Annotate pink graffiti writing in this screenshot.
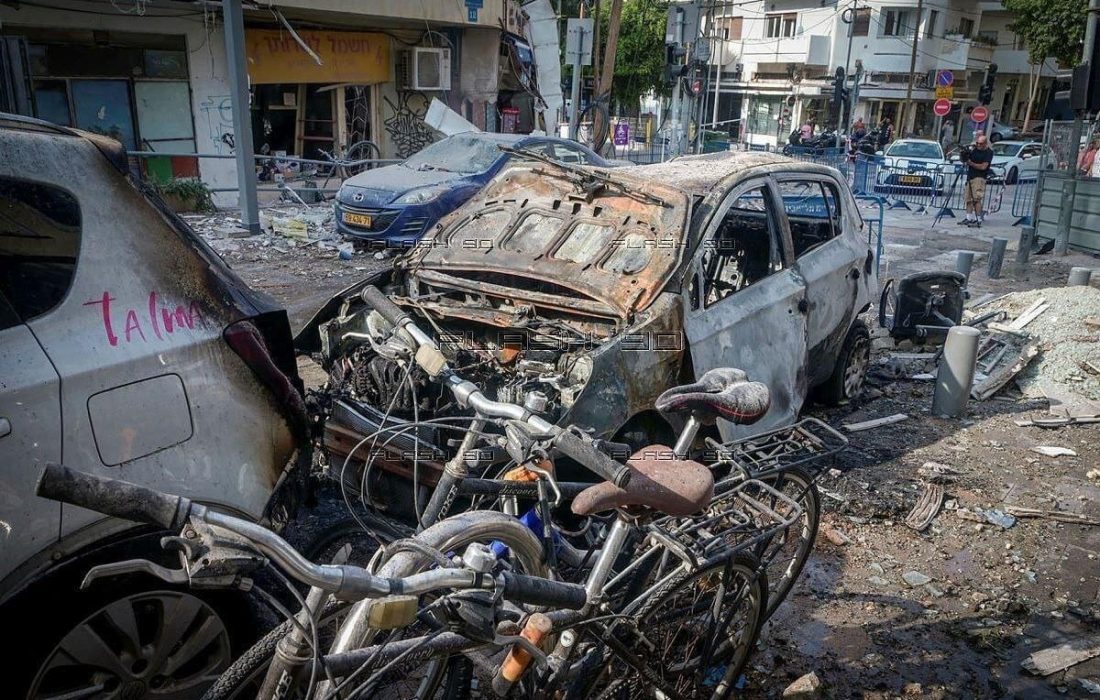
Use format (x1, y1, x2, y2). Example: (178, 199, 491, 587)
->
(83, 291, 207, 347)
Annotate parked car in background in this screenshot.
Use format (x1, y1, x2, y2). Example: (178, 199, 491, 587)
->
(987, 140, 1055, 184)
(958, 118, 1018, 144)
(0, 114, 306, 698)
(874, 139, 949, 194)
(299, 151, 877, 518)
(334, 132, 612, 247)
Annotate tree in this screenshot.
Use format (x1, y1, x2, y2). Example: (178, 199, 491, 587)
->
(1003, 0, 1087, 130)
(597, 0, 669, 111)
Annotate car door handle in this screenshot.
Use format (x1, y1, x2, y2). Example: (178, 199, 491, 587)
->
(0, 418, 10, 439)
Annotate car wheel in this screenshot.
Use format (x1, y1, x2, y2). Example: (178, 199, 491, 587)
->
(990, 132, 1003, 143)
(819, 320, 871, 406)
(1006, 166, 1018, 185)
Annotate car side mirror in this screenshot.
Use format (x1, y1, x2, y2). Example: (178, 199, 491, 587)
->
(875, 150, 884, 156)
(1021, 153, 1032, 159)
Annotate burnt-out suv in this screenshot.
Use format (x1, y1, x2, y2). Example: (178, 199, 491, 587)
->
(0, 115, 306, 698)
(298, 151, 876, 515)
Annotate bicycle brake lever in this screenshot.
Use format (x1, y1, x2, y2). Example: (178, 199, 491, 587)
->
(492, 632, 551, 672)
(81, 559, 190, 589)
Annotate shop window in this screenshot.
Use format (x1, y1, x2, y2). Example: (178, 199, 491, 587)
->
(32, 80, 72, 127)
(143, 50, 188, 79)
(71, 80, 137, 149)
(699, 186, 783, 307)
(778, 180, 841, 257)
(0, 177, 81, 323)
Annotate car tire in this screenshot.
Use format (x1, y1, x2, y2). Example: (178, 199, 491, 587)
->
(819, 320, 871, 406)
(9, 534, 268, 700)
(1006, 166, 1018, 185)
(990, 132, 1003, 143)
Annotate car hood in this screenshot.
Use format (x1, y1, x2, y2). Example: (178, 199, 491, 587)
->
(339, 165, 462, 206)
(401, 163, 691, 321)
(883, 156, 946, 169)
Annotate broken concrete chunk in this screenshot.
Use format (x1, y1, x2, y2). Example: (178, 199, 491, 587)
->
(868, 575, 891, 587)
(821, 524, 851, 546)
(782, 671, 822, 698)
(902, 570, 933, 587)
(842, 413, 908, 432)
(1021, 636, 1100, 676)
(983, 510, 1017, 529)
(1031, 446, 1078, 458)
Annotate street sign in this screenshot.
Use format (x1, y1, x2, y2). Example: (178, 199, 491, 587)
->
(935, 86, 954, 100)
(565, 18, 594, 66)
(936, 70, 954, 87)
(971, 105, 989, 123)
(613, 121, 630, 146)
(934, 99, 952, 117)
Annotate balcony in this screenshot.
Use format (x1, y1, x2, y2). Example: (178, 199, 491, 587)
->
(741, 34, 833, 69)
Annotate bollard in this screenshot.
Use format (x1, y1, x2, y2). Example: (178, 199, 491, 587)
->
(1016, 225, 1035, 265)
(955, 251, 975, 283)
(1068, 267, 1093, 286)
(932, 326, 981, 418)
(987, 238, 1008, 279)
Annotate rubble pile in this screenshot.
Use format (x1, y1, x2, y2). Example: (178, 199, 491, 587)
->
(982, 286, 1100, 401)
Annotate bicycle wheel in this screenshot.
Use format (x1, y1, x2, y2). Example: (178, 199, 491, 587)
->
(325, 510, 549, 700)
(590, 553, 767, 700)
(343, 140, 381, 177)
(753, 468, 821, 619)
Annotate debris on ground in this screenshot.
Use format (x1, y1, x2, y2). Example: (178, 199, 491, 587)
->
(781, 671, 822, 698)
(843, 413, 908, 432)
(1021, 636, 1100, 676)
(1006, 506, 1100, 526)
(904, 482, 945, 531)
(1031, 445, 1079, 458)
(982, 509, 1018, 529)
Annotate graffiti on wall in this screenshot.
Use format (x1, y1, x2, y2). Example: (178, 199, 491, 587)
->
(199, 95, 235, 154)
(384, 92, 434, 158)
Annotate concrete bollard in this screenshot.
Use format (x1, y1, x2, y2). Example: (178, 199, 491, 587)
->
(987, 238, 1008, 279)
(932, 326, 981, 418)
(1016, 226, 1035, 265)
(956, 251, 975, 283)
(1068, 267, 1093, 286)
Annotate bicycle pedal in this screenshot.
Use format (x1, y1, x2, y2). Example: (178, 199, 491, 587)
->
(368, 595, 419, 629)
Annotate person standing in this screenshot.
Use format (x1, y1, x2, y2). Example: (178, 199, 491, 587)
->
(940, 120, 955, 150)
(877, 117, 894, 150)
(1078, 139, 1099, 177)
(800, 118, 815, 143)
(958, 133, 993, 227)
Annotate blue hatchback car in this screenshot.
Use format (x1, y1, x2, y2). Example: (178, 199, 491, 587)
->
(334, 132, 610, 247)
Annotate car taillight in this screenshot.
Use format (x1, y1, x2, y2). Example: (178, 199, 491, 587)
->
(224, 320, 309, 442)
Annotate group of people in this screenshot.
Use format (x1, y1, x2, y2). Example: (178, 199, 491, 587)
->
(1077, 139, 1100, 179)
(848, 116, 895, 151)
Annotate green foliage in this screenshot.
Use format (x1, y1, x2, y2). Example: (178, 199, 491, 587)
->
(597, 0, 670, 109)
(155, 177, 215, 213)
(1003, 0, 1087, 68)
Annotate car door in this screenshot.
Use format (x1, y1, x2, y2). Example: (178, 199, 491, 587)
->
(774, 174, 869, 387)
(1018, 144, 1042, 176)
(681, 178, 808, 440)
(0, 180, 70, 584)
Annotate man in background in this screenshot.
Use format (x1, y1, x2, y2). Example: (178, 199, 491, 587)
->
(958, 132, 993, 227)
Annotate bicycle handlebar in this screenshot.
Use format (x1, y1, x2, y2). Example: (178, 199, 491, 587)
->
(358, 288, 633, 488)
(37, 463, 193, 531)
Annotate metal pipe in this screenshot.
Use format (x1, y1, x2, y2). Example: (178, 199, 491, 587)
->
(932, 326, 981, 417)
(1069, 267, 1093, 286)
(221, 0, 260, 234)
(987, 238, 1008, 279)
(583, 516, 632, 600)
(672, 415, 701, 459)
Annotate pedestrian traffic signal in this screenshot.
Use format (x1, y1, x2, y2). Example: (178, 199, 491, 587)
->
(978, 64, 997, 106)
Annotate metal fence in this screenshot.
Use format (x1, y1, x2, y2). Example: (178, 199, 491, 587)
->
(1011, 180, 1038, 225)
(1034, 170, 1100, 253)
(856, 195, 886, 275)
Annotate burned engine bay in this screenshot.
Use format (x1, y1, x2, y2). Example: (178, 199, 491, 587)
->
(316, 272, 624, 472)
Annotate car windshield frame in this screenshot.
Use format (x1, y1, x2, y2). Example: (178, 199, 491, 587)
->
(886, 141, 944, 160)
(402, 134, 508, 175)
(991, 143, 1024, 156)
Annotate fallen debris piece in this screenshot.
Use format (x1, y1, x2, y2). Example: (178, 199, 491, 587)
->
(983, 509, 1017, 529)
(955, 509, 986, 523)
(1080, 678, 1100, 695)
(1021, 636, 1100, 676)
(1005, 506, 1100, 526)
(917, 461, 962, 483)
(782, 671, 822, 698)
(902, 570, 933, 587)
(1031, 446, 1078, 458)
(1014, 415, 1100, 428)
(843, 414, 908, 432)
(821, 523, 851, 546)
(971, 334, 1041, 401)
(1009, 299, 1049, 330)
(905, 483, 946, 531)
(1088, 469, 1100, 480)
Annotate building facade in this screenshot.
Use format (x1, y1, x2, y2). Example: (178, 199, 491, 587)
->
(694, 0, 1057, 148)
(0, 0, 533, 203)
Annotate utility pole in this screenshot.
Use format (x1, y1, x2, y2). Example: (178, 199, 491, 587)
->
(590, 0, 624, 151)
(900, 0, 924, 136)
(1056, 0, 1099, 255)
(222, 0, 259, 234)
(837, 0, 859, 148)
(566, 16, 593, 140)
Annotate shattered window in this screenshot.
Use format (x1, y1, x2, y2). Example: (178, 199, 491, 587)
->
(504, 212, 563, 255)
(778, 179, 840, 257)
(604, 231, 652, 274)
(555, 221, 614, 263)
(0, 177, 81, 323)
(699, 185, 781, 307)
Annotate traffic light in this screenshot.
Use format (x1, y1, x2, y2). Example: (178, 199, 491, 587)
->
(978, 63, 997, 105)
(665, 44, 686, 88)
(832, 67, 848, 123)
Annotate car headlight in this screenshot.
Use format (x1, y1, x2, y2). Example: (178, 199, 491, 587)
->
(392, 184, 450, 205)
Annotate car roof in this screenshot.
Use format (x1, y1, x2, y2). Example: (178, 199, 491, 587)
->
(889, 139, 940, 146)
(993, 140, 1038, 146)
(626, 151, 789, 192)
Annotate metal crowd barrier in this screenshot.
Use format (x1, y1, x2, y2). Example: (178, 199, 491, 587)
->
(855, 195, 886, 276)
(1010, 179, 1038, 226)
(928, 164, 1006, 220)
(870, 162, 949, 213)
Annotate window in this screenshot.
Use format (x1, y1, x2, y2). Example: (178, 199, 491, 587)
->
(0, 177, 81, 323)
(976, 30, 998, 46)
(747, 96, 781, 134)
(765, 13, 797, 38)
(958, 17, 974, 38)
(852, 8, 871, 36)
(778, 180, 841, 257)
(697, 186, 783, 307)
(883, 9, 915, 37)
(926, 10, 939, 38)
(547, 142, 588, 164)
(1014, 34, 1027, 51)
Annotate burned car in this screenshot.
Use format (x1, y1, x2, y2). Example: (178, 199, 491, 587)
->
(298, 151, 876, 512)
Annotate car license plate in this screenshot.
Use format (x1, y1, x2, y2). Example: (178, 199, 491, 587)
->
(342, 212, 373, 227)
(899, 175, 923, 185)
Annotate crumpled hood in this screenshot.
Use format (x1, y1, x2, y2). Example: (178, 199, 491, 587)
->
(338, 165, 460, 206)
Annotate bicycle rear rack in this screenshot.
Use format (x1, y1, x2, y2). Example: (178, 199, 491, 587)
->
(703, 417, 848, 480)
(646, 479, 803, 570)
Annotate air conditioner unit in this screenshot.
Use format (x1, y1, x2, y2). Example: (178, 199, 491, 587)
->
(396, 47, 452, 91)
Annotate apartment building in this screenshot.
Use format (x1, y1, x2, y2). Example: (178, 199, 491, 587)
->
(0, 0, 531, 203)
(697, 0, 1054, 148)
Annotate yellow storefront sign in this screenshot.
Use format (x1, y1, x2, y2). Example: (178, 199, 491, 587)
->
(245, 29, 391, 85)
(935, 86, 954, 100)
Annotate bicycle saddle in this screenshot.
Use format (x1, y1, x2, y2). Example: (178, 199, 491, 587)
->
(655, 367, 771, 426)
(571, 445, 714, 518)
